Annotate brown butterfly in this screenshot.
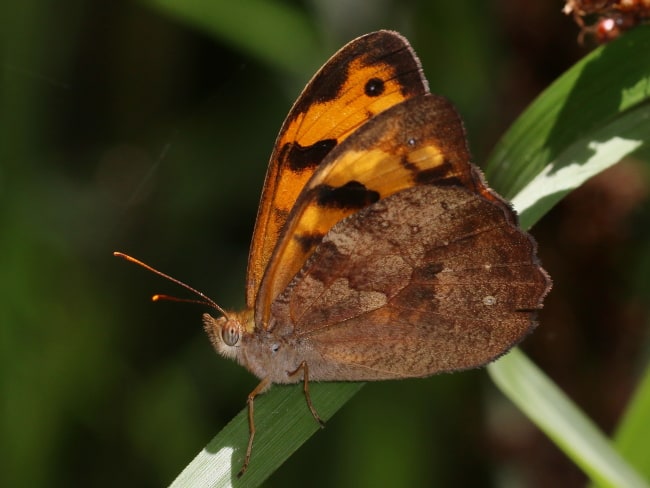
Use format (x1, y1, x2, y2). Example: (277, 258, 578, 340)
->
(116, 30, 551, 476)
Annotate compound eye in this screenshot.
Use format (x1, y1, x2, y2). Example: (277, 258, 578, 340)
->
(221, 323, 240, 346)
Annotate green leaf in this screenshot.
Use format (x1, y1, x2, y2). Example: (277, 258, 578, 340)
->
(488, 351, 649, 488)
(485, 25, 650, 204)
(510, 104, 646, 229)
(170, 383, 363, 487)
(143, 0, 324, 76)
(610, 362, 650, 484)
(170, 26, 650, 488)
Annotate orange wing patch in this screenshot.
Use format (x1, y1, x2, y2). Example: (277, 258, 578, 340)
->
(246, 31, 429, 307)
(256, 94, 501, 325)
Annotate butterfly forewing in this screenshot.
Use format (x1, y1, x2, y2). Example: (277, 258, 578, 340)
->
(247, 30, 429, 307)
(256, 94, 500, 325)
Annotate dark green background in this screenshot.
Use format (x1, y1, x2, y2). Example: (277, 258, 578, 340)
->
(3, 1, 649, 486)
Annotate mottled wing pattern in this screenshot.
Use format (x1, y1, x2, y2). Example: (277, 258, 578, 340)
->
(271, 185, 551, 380)
(246, 30, 428, 306)
(257, 94, 499, 324)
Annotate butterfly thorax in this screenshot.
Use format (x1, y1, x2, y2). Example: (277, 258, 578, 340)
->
(239, 329, 310, 384)
(203, 310, 306, 383)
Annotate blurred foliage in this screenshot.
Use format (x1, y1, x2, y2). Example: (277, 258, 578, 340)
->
(1, 1, 649, 487)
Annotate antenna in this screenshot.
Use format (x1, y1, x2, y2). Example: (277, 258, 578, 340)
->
(113, 251, 229, 319)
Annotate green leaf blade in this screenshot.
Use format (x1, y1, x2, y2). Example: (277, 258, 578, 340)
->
(486, 25, 650, 204)
(170, 383, 363, 487)
(144, 0, 323, 76)
(610, 363, 650, 485)
(488, 352, 649, 488)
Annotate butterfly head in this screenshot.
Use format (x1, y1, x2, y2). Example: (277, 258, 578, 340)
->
(202, 309, 254, 361)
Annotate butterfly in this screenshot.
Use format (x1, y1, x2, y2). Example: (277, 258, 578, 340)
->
(116, 30, 551, 476)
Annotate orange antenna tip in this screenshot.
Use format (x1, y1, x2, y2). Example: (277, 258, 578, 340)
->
(113, 251, 229, 319)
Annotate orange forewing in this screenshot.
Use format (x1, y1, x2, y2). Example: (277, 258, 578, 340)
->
(246, 31, 428, 307)
(256, 94, 502, 324)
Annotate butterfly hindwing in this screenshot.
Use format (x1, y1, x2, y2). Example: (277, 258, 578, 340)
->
(269, 184, 549, 380)
(246, 30, 429, 307)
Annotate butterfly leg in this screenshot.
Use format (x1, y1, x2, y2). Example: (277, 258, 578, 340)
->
(238, 376, 271, 477)
(289, 361, 325, 428)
